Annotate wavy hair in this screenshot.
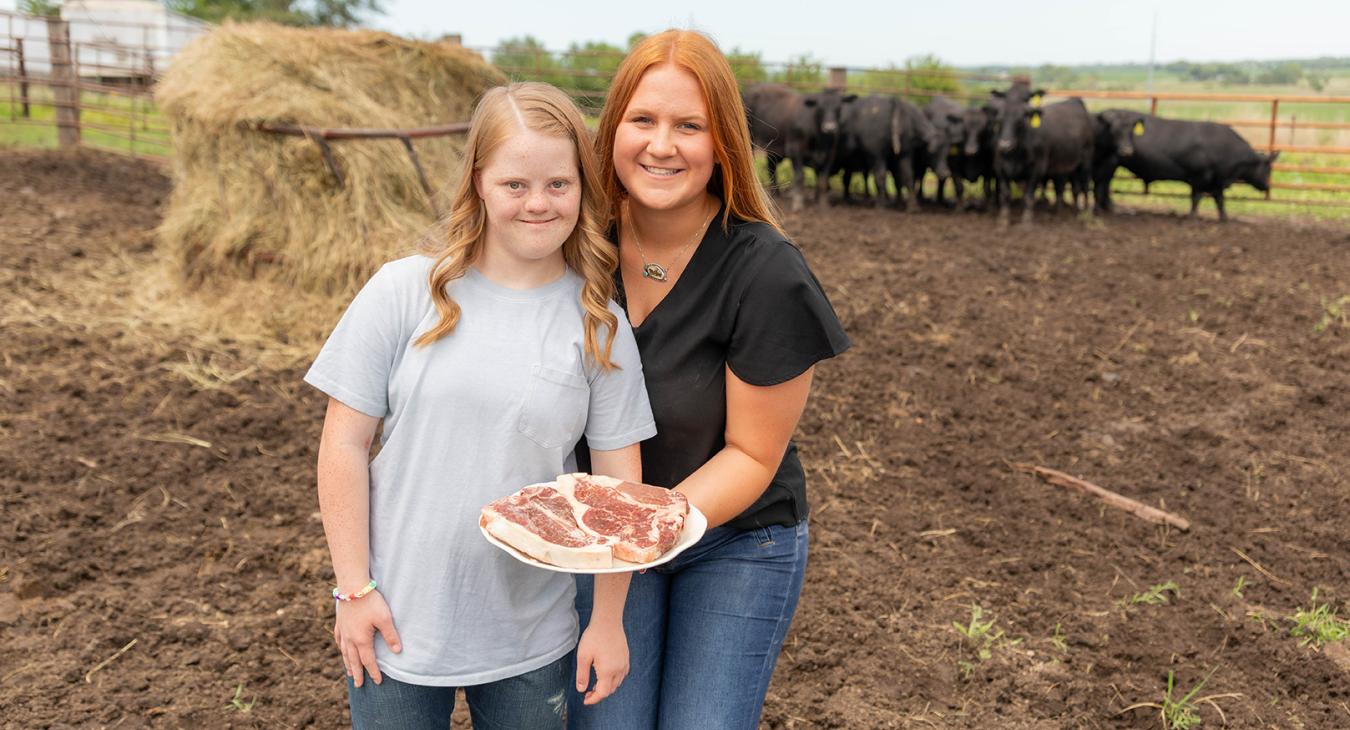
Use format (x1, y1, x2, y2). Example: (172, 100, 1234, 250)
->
(415, 82, 619, 369)
(595, 29, 783, 236)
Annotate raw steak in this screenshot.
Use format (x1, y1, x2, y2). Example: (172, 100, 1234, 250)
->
(480, 474, 689, 569)
(555, 473, 689, 563)
(479, 484, 612, 569)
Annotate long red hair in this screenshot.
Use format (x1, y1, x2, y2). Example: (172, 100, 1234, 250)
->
(595, 30, 783, 235)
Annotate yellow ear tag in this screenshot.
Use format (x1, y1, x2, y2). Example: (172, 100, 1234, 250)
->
(1030, 94, 1042, 108)
(1030, 113, 1041, 129)
(1133, 121, 1145, 136)
(950, 145, 960, 157)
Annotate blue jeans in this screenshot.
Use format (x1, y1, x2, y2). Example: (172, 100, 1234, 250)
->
(569, 520, 809, 730)
(347, 655, 567, 730)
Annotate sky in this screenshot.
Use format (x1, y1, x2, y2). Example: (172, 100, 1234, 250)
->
(373, 0, 1350, 68)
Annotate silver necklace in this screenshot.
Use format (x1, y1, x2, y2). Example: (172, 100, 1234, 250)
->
(626, 199, 716, 283)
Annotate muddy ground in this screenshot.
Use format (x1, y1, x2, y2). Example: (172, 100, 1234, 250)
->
(2, 149, 1348, 728)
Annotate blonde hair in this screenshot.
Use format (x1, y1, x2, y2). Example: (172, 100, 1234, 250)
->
(415, 82, 619, 369)
(596, 29, 784, 235)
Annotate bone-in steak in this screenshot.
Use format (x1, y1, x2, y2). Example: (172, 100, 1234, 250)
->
(555, 474, 688, 563)
(480, 474, 689, 569)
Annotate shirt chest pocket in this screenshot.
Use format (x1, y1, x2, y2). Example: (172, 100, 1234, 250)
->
(519, 364, 590, 450)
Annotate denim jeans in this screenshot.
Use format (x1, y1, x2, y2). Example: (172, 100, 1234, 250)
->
(346, 655, 567, 730)
(569, 520, 809, 730)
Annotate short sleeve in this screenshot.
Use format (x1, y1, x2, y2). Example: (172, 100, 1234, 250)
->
(583, 302, 658, 450)
(303, 264, 409, 418)
(728, 242, 851, 386)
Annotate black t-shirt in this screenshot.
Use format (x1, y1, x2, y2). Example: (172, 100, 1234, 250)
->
(579, 205, 850, 530)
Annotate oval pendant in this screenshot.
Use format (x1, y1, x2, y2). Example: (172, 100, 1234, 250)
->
(642, 263, 669, 282)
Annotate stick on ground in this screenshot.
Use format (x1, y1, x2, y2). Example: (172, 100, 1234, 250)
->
(85, 638, 138, 683)
(1013, 464, 1191, 531)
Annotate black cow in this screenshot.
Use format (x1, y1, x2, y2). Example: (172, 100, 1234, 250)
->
(836, 94, 903, 208)
(923, 96, 969, 207)
(992, 90, 1095, 225)
(1096, 112, 1279, 221)
(744, 83, 855, 211)
(1091, 109, 1148, 212)
(959, 104, 999, 209)
(899, 99, 949, 211)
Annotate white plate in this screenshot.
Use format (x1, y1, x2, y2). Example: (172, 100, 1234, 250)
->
(480, 506, 708, 575)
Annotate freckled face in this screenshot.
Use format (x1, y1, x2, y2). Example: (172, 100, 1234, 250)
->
(613, 64, 716, 212)
(476, 129, 580, 267)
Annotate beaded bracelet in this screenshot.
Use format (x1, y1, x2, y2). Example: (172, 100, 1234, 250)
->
(332, 579, 377, 602)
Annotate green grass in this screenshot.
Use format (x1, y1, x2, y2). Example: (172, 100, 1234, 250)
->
(1289, 588, 1350, 648)
(225, 683, 256, 713)
(0, 83, 170, 157)
(1131, 581, 1182, 606)
(1120, 668, 1240, 730)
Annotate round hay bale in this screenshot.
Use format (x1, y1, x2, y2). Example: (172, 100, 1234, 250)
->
(156, 23, 505, 295)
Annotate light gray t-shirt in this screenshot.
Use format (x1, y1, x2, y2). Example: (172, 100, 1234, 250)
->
(304, 254, 656, 686)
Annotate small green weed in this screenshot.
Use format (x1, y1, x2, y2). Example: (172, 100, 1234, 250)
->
(1313, 295, 1349, 334)
(1050, 622, 1069, 654)
(226, 684, 256, 713)
(1161, 670, 1207, 729)
(952, 604, 1020, 679)
(1289, 588, 1350, 648)
(1248, 609, 1275, 633)
(1132, 581, 1182, 606)
(1231, 576, 1247, 599)
(1120, 668, 1240, 730)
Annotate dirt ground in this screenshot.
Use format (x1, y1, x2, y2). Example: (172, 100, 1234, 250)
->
(2, 149, 1348, 728)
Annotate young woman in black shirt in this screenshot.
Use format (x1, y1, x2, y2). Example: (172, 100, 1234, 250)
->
(569, 30, 850, 729)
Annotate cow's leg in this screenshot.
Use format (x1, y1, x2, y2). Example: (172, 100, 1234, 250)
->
(1052, 178, 1066, 212)
(997, 176, 1011, 226)
(1214, 189, 1228, 222)
(871, 161, 889, 209)
(1022, 176, 1038, 225)
(1189, 187, 1203, 219)
(816, 167, 832, 208)
(1094, 171, 1113, 213)
(900, 158, 918, 213)
(953, 177, 964, 209)
(1077, 164, 1092, 212)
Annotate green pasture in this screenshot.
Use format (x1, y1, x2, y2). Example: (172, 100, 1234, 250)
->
(0, 82, 170, 157)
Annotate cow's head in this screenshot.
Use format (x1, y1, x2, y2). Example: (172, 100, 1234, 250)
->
(805, 90, 857, 136)
(964, 105, 995, 156)
(1098, 109, 1146, 158)
(996, 98, 1041, 154)
(1243, 150, 1280, 192)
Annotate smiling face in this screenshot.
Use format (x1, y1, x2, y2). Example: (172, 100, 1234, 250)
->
(612, 63, 717, 213)
(475, 128, 580, 273)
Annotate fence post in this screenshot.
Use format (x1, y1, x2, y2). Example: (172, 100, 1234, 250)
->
(1149, 96, 1158, 116)
(1267, 98, 1279, 200)
(828, 67, 847, 91)
(46, 17, 80, 148)
(1289, 115, 1295, 145)
(16, 37, 29, 118)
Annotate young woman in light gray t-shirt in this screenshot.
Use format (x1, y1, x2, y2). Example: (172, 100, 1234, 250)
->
(306, 83, 656, 729)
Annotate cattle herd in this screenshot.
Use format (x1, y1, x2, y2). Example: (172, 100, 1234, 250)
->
(745, 80, 1280, 223)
